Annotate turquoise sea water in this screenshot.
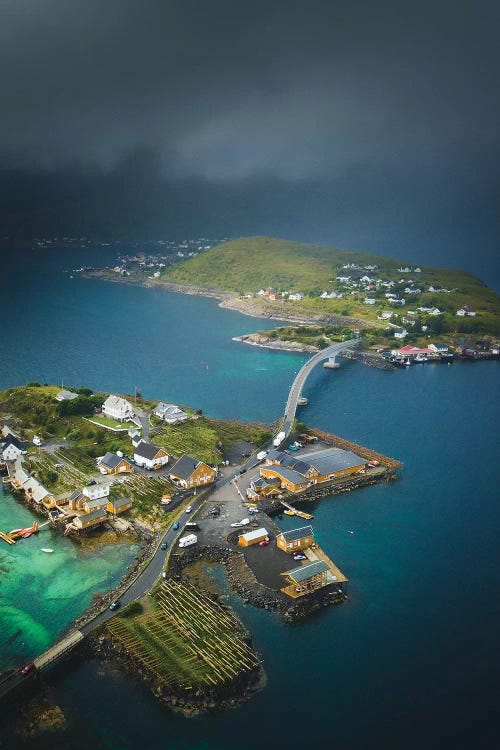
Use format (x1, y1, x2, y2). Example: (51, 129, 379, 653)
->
(0, 249, 498, 749)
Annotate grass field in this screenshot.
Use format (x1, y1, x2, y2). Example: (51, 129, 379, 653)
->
(108, 581, 260, 690)
(87, 415, 138, 431)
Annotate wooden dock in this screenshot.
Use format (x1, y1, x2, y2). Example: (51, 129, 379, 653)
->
(280, 500, 314, 520)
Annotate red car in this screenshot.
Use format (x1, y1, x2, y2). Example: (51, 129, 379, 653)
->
(259, 539, 269, 547)
(20, 663, 35, 676)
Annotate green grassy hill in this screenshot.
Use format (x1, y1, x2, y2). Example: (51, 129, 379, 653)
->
(164, 236, 396, 293)
(163, 236, 500, 336)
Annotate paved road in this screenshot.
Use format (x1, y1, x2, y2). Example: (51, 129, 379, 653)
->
(281, 339, 359, 442)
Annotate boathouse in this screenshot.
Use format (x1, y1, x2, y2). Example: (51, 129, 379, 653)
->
(238, 528, 269, 547)
(276, 525, 314, 553)
(73, 508, 107, 530)
(169, 455, 216, 488)
(281, 560, 330, 598)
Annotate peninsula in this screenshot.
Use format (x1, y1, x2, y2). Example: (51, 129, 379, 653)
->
(1, 372, 402, 712)
(80, 236, 500, 353)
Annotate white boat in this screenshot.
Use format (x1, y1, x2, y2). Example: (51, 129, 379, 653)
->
(41, 548, 54, 553)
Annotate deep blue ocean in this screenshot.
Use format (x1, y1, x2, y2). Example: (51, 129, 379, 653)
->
(0, 248, 498, 749)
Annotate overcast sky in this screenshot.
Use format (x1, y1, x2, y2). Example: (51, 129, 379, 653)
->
(0, 0, 498, 280)
(0, 0, 498, 177)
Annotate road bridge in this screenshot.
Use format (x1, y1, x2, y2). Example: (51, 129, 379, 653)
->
(280, 339, 359, 443)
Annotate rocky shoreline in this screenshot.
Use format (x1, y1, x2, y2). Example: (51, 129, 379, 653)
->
(88, 620, 265, 715)
(233, 333, 318, 353)
(168, 545, 347, 622)
(81, 270, 370, 328)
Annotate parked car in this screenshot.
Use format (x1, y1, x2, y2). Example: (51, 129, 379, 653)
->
(20, 663, 35, 676)
(185, 505, 192, 513)
(109, 600, 121, 611)
(288, 444, 299, 451)
(293, 553, 307, 561)
(87, 479, 97, 486)
(259, 539, 269, 547)
(173, 522, 179, 530)
(161, 542, 168, 550)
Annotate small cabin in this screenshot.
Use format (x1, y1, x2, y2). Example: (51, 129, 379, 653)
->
(107, 496, 132, 514)
(276, 525, 314, 553)
(82, 496, 109, 513)
(238, 527, 269, 547)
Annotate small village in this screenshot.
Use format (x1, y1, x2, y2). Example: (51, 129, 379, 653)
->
(0, 384, 401, 609)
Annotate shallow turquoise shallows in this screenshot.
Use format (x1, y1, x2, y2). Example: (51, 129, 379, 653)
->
(0, 248, 498, 750)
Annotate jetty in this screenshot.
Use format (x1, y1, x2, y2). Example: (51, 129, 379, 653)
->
(280, 500, 313, 520)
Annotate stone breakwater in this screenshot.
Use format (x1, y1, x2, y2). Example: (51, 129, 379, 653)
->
(168, 545, 346, 622)
(341, 348, 395, 370)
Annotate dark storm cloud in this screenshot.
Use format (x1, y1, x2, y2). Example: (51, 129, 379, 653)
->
(1, 0, 499, 178)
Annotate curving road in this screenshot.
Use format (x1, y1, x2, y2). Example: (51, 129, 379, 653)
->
(280, 339, 359, 442)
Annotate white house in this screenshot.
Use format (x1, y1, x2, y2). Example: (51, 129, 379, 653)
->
(1, 434, 25, 461)
(388, 297, 406, 305)
(102, 395, 134, 422)
(378, 311, 393, 320)
(429, 343, 449, 353)
(364, 297, 376, 305)
(394, 328, 408, 339)
(337, 275, 351, 283)
(288, 292, 304, 301)
(154, 403, 189, 424)
(82, 484, 110, 501)
(133, 442, 169, 470)
(55, 389, 78, 402)
(456, 305, 476, 317)
(418, 306, 443, 316)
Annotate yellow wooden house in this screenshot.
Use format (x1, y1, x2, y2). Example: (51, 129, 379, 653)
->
(169, 455, 217, 489)
(276, 525, 314, 553)
(107, 496, 133, 514)
(98, 452, 133, 475)
(259, 466, 309, 493)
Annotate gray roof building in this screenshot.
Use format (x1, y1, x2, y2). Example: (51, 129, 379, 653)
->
(283, 560, 329, 583)
(134, 441, 164, 461)
(266, 466, 309, 485)
(279, 525, 314, 543)
(307, 448, 365, 474)
(99, 452, 124, 470)
(169, 454, 204, 480)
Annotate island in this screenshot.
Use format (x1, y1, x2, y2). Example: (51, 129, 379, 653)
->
(1, 379, 402, 713)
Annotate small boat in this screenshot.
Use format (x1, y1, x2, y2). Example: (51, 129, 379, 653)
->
(284, 509, 295, 516)
(297, 396, 308, 406)
(41, 548, 54, 553)
(21, 532, 32, 538)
